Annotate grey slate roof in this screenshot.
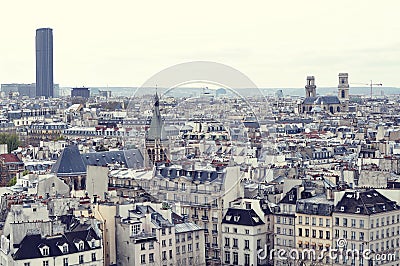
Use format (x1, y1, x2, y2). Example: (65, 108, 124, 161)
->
(51, 145, 144, 176)
(303, 96, 341, 105)
(147, 93, 167, 141)
(222, 208, 265, 226)
(334, 189, 399, 215)
(50, 145, 86, 176)
(13, 227, 101, 260)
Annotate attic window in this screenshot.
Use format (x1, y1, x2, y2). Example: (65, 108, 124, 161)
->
(252, 217, 259, 223)
(383, 205, 386, 211)
(234, 216, 240, 222)
(226, 215, 232, 220)
(355, 207, 361, 213)
(79, 242, 84, 251)
(340, 206, 345, 212)
(39, 245, 50, 256)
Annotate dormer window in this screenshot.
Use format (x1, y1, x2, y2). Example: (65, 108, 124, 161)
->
(91, 239, 96, 248)
(38, 245, 50, 256)
(234, 216, 240, 222)
(356, 207, 361, 213)
(340, 206, 345, 212)
(58, 243, 69, 254)
(74, 240, 85, 251)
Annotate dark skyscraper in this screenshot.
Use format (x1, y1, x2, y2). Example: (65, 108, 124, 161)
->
(35, 28, 53, 98)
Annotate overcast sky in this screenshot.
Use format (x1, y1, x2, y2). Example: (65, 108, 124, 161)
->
(1, 0, 399, 88)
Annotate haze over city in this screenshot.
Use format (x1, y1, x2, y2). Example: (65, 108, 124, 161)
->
(1, 0, 400, 88)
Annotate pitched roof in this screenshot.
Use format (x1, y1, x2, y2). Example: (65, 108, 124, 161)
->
(303, 96, 341, 105)
(51, 145, 144, 176)
(50, 145, 86, 176)
(13, 227, 101, 260)
(0, 154, 23, 164)
(146, 93, 167, 141)
(222, 208, 264, 226)
(334, 189, 399, 215)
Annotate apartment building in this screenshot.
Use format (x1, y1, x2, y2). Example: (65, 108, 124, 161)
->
(116, 204, 206, 266)
(295, 193, 334, 265)
(333, 189, 400, 266)
(151, 164, 244, 265)
(221, 207, 267, 266)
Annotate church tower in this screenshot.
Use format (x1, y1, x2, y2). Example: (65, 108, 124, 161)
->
(338, 73, 349, 101)
(305, 76, 316, 98)
(145, 93, 169, 166)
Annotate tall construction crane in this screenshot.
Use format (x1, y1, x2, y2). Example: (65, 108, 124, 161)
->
(351, 80, 382, 98)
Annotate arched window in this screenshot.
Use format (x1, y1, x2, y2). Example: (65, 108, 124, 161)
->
(330, 107, 334, 114)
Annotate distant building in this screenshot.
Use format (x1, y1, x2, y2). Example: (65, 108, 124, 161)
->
(36, 28, 53, 98)
(299, 74, 349, 114)
(71, 87, 90, 98)
(145, 93, 169, 166)
(1, 83, 36, 98)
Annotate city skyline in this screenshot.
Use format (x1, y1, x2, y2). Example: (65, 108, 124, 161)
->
(1, 1, 400, 89)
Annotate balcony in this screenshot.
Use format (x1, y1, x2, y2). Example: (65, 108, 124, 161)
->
(204, 229, 209, 234)
(212, 243, 219, 248)
(191, 214, 199, 220)
(212, 230, 218, 235)
(202, 216, 209, 221)
(190, 189, 212, 194)
(130, 232, 157, 243)
(212, 217, 218, 222)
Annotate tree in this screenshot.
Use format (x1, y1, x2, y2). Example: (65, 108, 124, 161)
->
(7, 176, 16, 187)
(0, 133, 21, 153)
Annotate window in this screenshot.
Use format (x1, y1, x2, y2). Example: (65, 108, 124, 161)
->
(225, 251, 231, 264)
(24, 263, 30, 266)
(78, 242, 84, 251)
(149, 241, 154, 249)
(169, 250, 173, 259)
(149, 253, 154, 263)
(245, 254, 250, 266)
(250, 237, 259, 249)
(141, 254, 146, 264)
(233, 252, 239, 265)
(162, 240, 166, 247)
(43, 261, 49, 266)
(188, 244, 192, 252)
(351, 219, 356, 227)
(244, 240, 250, 249)
(132, 224, 140, 235)
(141, 243, 146, 250)
(91, 252, 96, 261)
(176, 246, 180, 254)
(233, 238, 238, 248)
(245, 229, 249, 234)
(42, 247, 49, 256)
(63, 258, 68, 266)
(162, 251, 167, 260)
(79, 255, 84, 264)
(225, 237, 230, 247)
